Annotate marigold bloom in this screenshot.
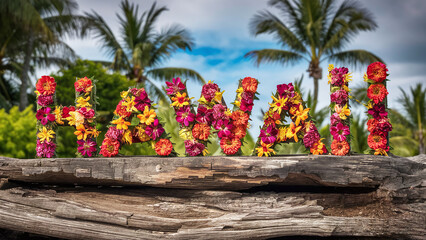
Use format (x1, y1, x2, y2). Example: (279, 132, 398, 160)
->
(290, 104, 310, 126)
(241, 77, 258, 93)
(37, 127, 55, 143)
(137, 106, 156, 125)
(99, 137, 120, 157)
(111, 117, 131, 130)
(220, 137, 241, 155)
(76, 96, 92, 108)
(192, 123, 210, 141)
(367, 62, 388, 83)
(331, 140, 350, 156)
(171, 92, 191, 107)
(74, 124, 89, 140)
(286, 122, 302, 142)
(115, 100, 132, 118)
(232, 125, 247, 139)
(155, 139, 173, 156)
(368, 132, 387, 150)
(269, 95, 288, 114)
(75, 77, 93, 93)
(231, 110, 249, 126)
(367, 84, 388, 104)
(256, 141, 275, 157)
(36, 75, 56, 95)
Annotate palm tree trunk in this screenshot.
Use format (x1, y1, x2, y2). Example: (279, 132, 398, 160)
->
(313, 77, 319, 104)
(19, 34, 34, 111)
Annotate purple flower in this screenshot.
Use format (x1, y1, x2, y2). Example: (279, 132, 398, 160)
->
(105, 126, 123, 141)
(36, 107, 55, 125)
(259, 125, 278, 144)
(184, 140, 205, 156)
(145, 119, 164, 140)
(176, 106, 195, 127)
(277, 83, 295, 99)
(368, 104, 388, 120)
(201, 82, 219, 102)
(37, 94, 54, 107)
(195, 105, 213, 124)
(330, 89, 348, 105)
(165, 77, 186, 95)
(77, 139, 97, 157)
(330, 122, 350, 141)
(36, 139, 56, 158)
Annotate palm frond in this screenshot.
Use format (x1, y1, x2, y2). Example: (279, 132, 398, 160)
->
(140, 2, 168, 42)
(245, 49, 305, 66)
(147, 67, 205, 84)
(117, 0, 143, 51)
(326, 49, 383, 69)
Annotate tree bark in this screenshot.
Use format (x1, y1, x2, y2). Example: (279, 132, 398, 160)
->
(19, 34, 33, 111)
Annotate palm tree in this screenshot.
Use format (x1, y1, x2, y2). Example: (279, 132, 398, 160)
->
(1, 0, 92, 110)
(245, 0, 383, 104)
(85, 0, 204, 99)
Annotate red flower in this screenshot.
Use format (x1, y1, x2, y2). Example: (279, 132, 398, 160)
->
(115, 100, 132, 118)
(232, 125, 247, 139)
(367, 62, 388, 83)
(99, 137, 120, 157)
(367, 84, 388, 104)
(220, 137, 241, 155)
(231, 110, 249, 126)
(331, 140, 350, 156)
(241, 77, 258, 93)
(36, 107, 55, 125)
(367, 119, 377, 132)
(155, 139, 173, 156)
(192, 123, 210, 140)
(62, 106, 76, 118)
(368, 133, 387, 150)
(36, 76, 56, 95)
(75, 77, 93, 93)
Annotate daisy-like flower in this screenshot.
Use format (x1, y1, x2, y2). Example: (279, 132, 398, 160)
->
(331, 140, 350, 156)
(74, 77, 93, 93)
(330, 122, 350, 142)
(99, 137, 120, 157)
(74, 124, 89, 140)
(368, 103, 388, 119)
(184, 140, 205, 156)
(241, 77, 258, 93)
(77, 139, 97, 157)
(277, 83, 295, 99)
(36, 107, 56, 125)
(111, 117, 131, 130)
(259, 125, 278, 144)
(290, 104, 310, 126)
(155, 139, 173, 156)
(145, 119, 164, 140)
(269, 95, 288, 114)
(165, 77, 186, 95)
(176, 106, 195, 127)
(256, 141, 275, 157)
(115, 100, 132, 118)
(192, 123, 210, 141)
(76, 96, 92, 108)
(215, 119, 233, 138)
(122, 96, 138, 113)
(286, 122, 302, 142)
(171, 92, 191, 108)
(37, 94, 54, 107)
(367, 62, 388, 83)
(368, 132, 387, 150)
(137, 106, 156, 125)
(231, 110, 249, 126)
(220, 137, 241, 155)
(37, 127, 55, 143)
(133, 125, 151, 142)
(195, 105, 213, 124)
(36, 75, 56, 95)
(367, 84, 388, 104)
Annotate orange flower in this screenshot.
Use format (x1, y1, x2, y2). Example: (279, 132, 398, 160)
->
(264, 111, 281, 126)
(231, 110, 249, 126)
(171, 92, 191, 108)
(290, 104, 310, 126)
(367, 84, 388, 104)
(155, 139, 173, 156)
(192, 123, 211, 140)
(256, 141, 275, 157)
(331, 140, 349, 156)
(36, 76, 56, 95)
(137, 106, 156, 125)
(368, 133, 387, 150)
(311, 139, 326, 155)
(286, 122, 302, 142)
(99, 137, 120, 157)
(367, 62, 388, 83)
(111, 117, 131, 130)
(241, 77, 258, 93)
(133, 125, 151, 142)
(74, 77, 93, 93)
(220, 137, 241, 155)
(74, 124, 89, 140)
(277, 126, 287, 142)
(115, 100, 132, 118)
(269, 96, 288, 114)
(232, 125, 247, 139)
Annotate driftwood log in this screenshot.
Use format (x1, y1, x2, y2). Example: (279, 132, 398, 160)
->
(0, 154, 425, 239)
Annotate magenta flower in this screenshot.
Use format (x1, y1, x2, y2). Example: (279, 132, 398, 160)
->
(212, 104, 227, 120)
(330, 122, 350, 141)
(330, 67, 348, 86)
(240, 92, 254, 112)
(368, 103, 388, 119)
(330, 89, 348, 105)
(36, 139, 56, 158)
(195, 105, 213, 124)
(376, 118, 392, 133)
(176, 106, 195, 127)
(259, 125, 278, 144)
(78, 107, 95, 119)
(184, 140, 205, 156)
(36, 107, 55, 125)
(165, 77, 186, 95)
(145, 119, 164, 140)
(277, 83, 295, 99)
(77, 139, 97, 157)
(303, 125, 320, 148)
(37, 94, 54, 107)
(105, 126, 123, 141)
(330, 113, 341, 126)
(201, 82, 219, 102)
(133, 89, 151, 111)
(215, 119, 233, 138)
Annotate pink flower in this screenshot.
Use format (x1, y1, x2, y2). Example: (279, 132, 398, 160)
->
(78, 107, 95, 119)
(145, 119, 164, 140)
(215, 119, 233, 138)
(212, 104, 227, 120)
(330, 122, 350, 141)
(105, 126, 123, 141)
(201, 82, 219, 102)
(184, 140, 205, 156)
(368, 104, 388, 119)
(37, 94, 54, 107)
(36, 139, 56, 158)
(330, 113, 341, 126)
(176, 106, 195, 127)
(376, 118, 393, 133)
(240, 92, 254, 112)
(330, 89, 348, 105)
(259, 125, 278, 144)
(303, 125, 320, 148)
(165, 77, 185, 95)
(195, 105, 213, 124)
(277, 83, 295, 99)
(133, 89, 151, 111)
(330, 67, 348, 86)
(36, 107, 55, 125)
(77, 139, 97, 157)
(62, 106, 75, 118)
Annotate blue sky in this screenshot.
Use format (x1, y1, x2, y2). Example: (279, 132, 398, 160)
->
(61, 0, 426, 137)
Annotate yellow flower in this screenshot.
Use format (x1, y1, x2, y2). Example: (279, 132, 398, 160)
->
(171, 92, 191, 108)
(34, 90, 40, 97)
(342, 85, 351, 93)
(233, 100, 241, 107)
(179, 128, 193, 140)
(134, 125, 151, 142)
(310, 139, 325, 155)
(120, 91, 129, 99)
(74, 124, 89, 140)
(90, 128, 101, 138)
(256, 141, 275, 157)
(236, 87, 244, 99)
(122, 129, 133, 144)
(286, 122, 302, 142)
(335, 104, 351, 120)
(344, 73, 352, 83)
(277, 126, 288, 142)
(111, 117, 131, 130)
(66, 111, 84, 126)
(290, 104, 310, 126)
(224, 108, 232, 117)
(202, 148, 209, 156)
(137, 106, 156, 125)
(198, 95, 208, 105)
(54, 106, 64, 125)
(328, 64, 334, 72)
(37, 127, 55, 143)
(363, 73, 368, 82)
(122, 96, 138, 112)
(269, 95, 288, 114)
(374, 148, 388, 156)
(214, 90, 225, 103)
(76, 96, 92, 108)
